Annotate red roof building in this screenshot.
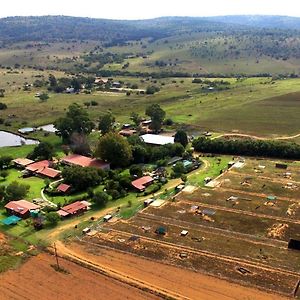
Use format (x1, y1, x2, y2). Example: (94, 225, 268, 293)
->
(5, 200, 40, 219)
(61, 154, 110, 170)
(25, 160, 51, 172)
(131, 176, 154, 192)
(57, 183, 71, 193)
(13, 158, 34, 168)
(36, 167, 61, 179)
(59, 201, 88, 217)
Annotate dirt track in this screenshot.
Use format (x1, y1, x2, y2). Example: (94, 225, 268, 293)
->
(59, 242, 289, 300)
(0, 253, 159, 300)
(213, 132, 300, 141)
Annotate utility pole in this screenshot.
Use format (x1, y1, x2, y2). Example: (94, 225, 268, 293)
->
(53, 242, 60, 270)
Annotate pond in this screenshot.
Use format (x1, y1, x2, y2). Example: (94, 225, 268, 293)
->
(37, 124, 57, 133)
(0, 131, 39, 147)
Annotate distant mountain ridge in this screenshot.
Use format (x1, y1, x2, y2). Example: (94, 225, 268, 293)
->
(0, 15, 300, 44)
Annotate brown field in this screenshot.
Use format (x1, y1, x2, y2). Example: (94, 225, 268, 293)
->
(63, 241, 290, 300)
(0, 253, 159, 300)
(79, 157, 300, 298)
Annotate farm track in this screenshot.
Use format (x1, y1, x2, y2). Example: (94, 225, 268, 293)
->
(178, 199, 300, 225)
(137, 212, 287, 249)
(101, 225, 300, 279)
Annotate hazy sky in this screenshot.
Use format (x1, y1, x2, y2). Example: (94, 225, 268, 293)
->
(1, 0, 300, 19)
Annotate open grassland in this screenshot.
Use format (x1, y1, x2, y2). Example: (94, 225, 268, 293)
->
(1, 74, 300, 136)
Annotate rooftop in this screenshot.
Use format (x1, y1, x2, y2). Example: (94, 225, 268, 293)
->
(37, 167, 61, 178)
(57, 183, 71, 193)
(13, 158, 34, 167)
(5, 200, 40, 215)
(140, 134, 174, 146)
(132, 175, 154, 191)
(62, 154, 110, 169)
(61, 201, 87, 215)
(26, 160, 51, 172)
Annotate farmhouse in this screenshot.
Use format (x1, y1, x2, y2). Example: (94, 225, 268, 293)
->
(25, 160, 52, 172)
(5, 200, 40, 219)
(57, 201, 88, 218)
(57, 183, 71, 194)
(36, 167, 61, 179)
(140, 134, 174, 146)
(132, 176, 154, 192)
(119, 129, 137, 137)
(61, 154, 110, 170)
(95, 77, 109, 85)
(13, 158, 34, 168)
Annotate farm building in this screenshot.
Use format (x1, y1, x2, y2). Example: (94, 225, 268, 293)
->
(25, 160, 52, 172)
(57, 201, 88, 218)
(119, 129, 137, 137)
(95, 77, 109, 85)
(5, 200, 40, 219)
(61, 154, 110, 170)
(36, 167, 61, 179)
(57, 183, 71, 194)
(132, 176, 154, 192)
(13, 158, 34, 168)
(140, 134, 174, 146)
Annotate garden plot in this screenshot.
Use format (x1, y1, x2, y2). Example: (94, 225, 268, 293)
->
(177, 188, 300, 220)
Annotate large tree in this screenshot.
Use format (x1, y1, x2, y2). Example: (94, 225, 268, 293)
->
(95, 133, 132, 168)
(4, 181, 30, 202)
(54, 103, 94, 142)
(62, 166, 103, 191)
(145, 104, 166, 132)
(28, 142, 54, 160)
(174, 130, 189, 148)
(98, 113, 115, 134)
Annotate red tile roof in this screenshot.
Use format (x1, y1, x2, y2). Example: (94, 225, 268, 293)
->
(37, 167, 61, 179)
(61, 201, 88, 215)
(26, 160, 51, 172)
(13, 158, 34, 167)
(61, 154, 110, 169)
(131, 176, 154, 191)
(5, 200, 40, 215)
(57, 183, 71, 193)
(57, 209, 70, 217)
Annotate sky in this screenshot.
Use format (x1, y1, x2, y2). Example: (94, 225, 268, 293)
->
(1, 0, 300, 20)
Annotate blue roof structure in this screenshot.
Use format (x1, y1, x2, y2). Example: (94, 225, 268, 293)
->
(2, 215, 21, 225)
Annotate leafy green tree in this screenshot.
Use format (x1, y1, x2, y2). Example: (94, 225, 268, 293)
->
(0, 102, 7, 110)
(0, 170, 9, 179)
(62, 166, 103, 191)
(92, 191, 109, 207)
(129, 165, 143, 178)
(0, 156, 12, 169)
(98, 113, 115, 134)
(145, 104, 166, 132)
(130, 112, 142, 127)
(5, 181, 30, 202)
(54, 103, 94, 142)
(48, 74, 57, 88)
(174, 130, 189, 148)
(96, 133, 132, 168)
(28, 142, 54, 160)
(39, 92, 49, 102)
(46, 211, 60, 226)
(172, 162, 185, 177)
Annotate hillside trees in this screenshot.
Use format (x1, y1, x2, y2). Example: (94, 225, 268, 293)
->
(28, 142, 54, 160)
(174, 130, 189, 147)
(98, 113, 115, 134)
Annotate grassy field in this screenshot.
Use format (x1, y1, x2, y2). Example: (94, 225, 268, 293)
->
(1, 73, 300, 136)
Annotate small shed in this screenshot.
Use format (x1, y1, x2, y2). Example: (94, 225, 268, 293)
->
(103, 214, 112, 222)
(155, 226, 166, 235)
(180, 230, 189, 236)
(144, 198, 154, 207)
(57, 183, 71, 194)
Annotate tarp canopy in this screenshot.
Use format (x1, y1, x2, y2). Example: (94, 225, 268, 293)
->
(2, 215, 21, 225)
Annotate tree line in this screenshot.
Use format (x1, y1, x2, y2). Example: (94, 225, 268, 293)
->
(192, 137, 300, 159)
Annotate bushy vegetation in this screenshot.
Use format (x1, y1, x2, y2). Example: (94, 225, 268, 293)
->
(192, 137, 300, 159)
